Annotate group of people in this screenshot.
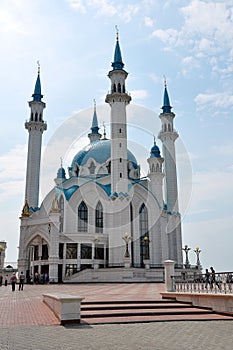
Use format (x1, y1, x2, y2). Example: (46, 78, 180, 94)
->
(7, 272, 26, 291)
(205, 266, 219, 288)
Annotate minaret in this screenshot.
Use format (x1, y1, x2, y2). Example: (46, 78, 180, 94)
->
(88, 99, 102, 143)
(158, 80, 179, 213)
(105, 29, 131, 194)
(147, 137, 164, 208)
(24, 63, 47, 209)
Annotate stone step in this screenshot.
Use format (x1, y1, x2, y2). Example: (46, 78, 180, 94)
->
(80, 299, 233, 324)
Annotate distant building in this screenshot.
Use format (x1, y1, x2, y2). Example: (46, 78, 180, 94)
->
(18, 33, 183, 282)
(0, 241, 7, 271)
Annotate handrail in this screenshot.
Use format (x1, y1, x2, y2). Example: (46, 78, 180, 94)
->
(172, 271, 233, 294)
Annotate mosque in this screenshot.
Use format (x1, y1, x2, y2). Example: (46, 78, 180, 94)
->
(18, 33, 183, 283)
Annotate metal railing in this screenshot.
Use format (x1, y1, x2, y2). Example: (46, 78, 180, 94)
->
(172, 271, 233, 294)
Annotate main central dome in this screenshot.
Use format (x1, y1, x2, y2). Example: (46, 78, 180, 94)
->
(71, 139, 138, 168)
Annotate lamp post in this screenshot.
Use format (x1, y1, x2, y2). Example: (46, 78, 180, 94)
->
(122, 232, 131, 258)
(143, 236, 150, 260)
(182, 245, 191, 268)
(194, 247, 201, 267)
(94, 235, 99, 259)
(92, 235, 99, 269)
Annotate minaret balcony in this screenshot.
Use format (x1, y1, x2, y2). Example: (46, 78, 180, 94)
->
(105, 92, 131, 104)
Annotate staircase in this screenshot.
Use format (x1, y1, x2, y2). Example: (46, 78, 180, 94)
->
(80, 299, 233, 325)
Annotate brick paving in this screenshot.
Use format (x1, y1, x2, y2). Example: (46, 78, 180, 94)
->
(0, 283, 233, 350)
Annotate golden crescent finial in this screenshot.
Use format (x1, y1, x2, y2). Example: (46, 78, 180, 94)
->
(37, 60, 40, 75)
(103, 121, 107, 140)
(163, 75, 167, 88)
(115, 25, 119, 41)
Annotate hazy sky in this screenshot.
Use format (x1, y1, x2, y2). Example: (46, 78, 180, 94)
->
(0, 0, 233, 272)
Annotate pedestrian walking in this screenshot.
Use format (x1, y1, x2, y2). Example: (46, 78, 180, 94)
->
(210, 266, 219, 288)
(10, 273, 17, 291)
(4, 275, 8, 286)
(205, 268, 210, 288)
(18, 271, 25, 291)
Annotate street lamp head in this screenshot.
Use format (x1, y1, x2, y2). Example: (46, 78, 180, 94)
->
(194, 247, 201, 253)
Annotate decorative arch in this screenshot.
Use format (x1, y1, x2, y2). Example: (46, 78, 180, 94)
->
(78, 201, 88, 232)
(89, 161, 96, 175)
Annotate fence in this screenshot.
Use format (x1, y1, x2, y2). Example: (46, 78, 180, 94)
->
(172, 271, 233, 294)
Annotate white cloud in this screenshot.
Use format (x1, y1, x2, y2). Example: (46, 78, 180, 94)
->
(151, 1, 233, 77)
(67, 0, 140, 21)
(0, 8, 27, 35)
(66, 0, 86, 13)
(0, 145, 27, 181)
(195, 92, 233, 111)
(131, 89, 148, 101)
(144, 16, 153, 27)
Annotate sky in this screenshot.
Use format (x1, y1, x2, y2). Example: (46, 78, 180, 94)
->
(0, 0, 233, 272)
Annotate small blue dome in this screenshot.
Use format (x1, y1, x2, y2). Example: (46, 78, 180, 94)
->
(71, 139, 138, 169)
(57, 167, 66, 179)
(150, 144, 161, 158)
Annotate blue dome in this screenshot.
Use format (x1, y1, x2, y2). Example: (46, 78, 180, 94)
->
(57, 167, 66, 179)
(71, 139, 138, 168)
(150, 144, 161, 158)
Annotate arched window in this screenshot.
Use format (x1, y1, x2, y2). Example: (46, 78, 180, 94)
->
(78, 201, 88, 232)
(89, 161, 96, 175)
(118, 83, 121, 93)
(59, 196, 64, 232)
(95, 201, 103, 233)
(139, 204, 149, 265)
(35, 112, 38, 121)
(113, 83, 116, 93)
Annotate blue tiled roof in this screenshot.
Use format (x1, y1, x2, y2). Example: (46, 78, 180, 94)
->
(57, 167, 66, 179)
(32, 74, 43, 102)
(150, 144, 161, 158)
(71, 139, 138, 168)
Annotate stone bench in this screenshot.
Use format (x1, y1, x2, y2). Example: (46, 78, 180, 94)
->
(43, 293, 84, 325)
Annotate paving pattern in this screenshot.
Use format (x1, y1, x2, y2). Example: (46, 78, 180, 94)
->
(0, 283, 232, 350)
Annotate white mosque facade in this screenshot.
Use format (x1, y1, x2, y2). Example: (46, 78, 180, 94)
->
(18, 35, 183, 283)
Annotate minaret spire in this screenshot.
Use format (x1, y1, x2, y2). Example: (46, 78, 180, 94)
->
(111, 25, 124, 71)
(162, 77, 172, 114)
(88, 99, 102, 143)
(32, 61, 43, 102)
(24, 63, 47, 209)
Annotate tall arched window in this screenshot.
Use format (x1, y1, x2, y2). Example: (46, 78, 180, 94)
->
(59, 196, 64, 232)
(139, 204, 149, 265)
(95, 201, 103, 233)
(89, 161, 96, 175)
(78, 201, 88, 232)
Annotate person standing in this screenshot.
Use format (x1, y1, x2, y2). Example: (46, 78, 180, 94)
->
(10, 273, 17, 291)
(18, 271, 25, 291)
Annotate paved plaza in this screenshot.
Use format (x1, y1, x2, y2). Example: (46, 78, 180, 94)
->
(0, 283, 232, 350)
